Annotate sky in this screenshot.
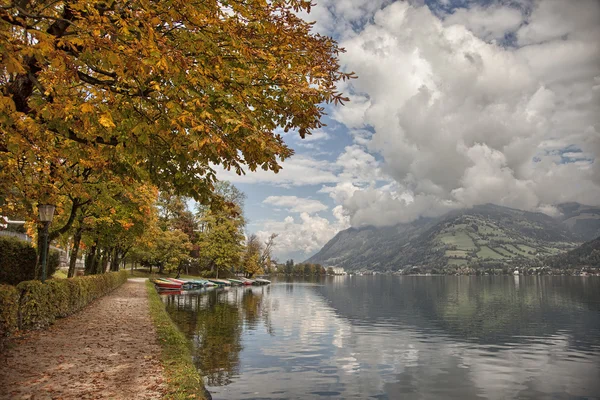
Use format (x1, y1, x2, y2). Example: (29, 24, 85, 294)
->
(216, 0, 600, 262)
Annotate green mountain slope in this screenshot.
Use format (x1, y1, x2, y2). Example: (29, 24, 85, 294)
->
(307, 204, 582, 271)
(544, 236, 600, 268)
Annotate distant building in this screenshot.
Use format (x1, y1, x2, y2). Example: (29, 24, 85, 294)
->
(331, 267, 346, 275)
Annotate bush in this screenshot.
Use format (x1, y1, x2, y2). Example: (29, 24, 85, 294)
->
(0, 284, 19, 338)
(0, 236, 59, 285)
(0, 236, 37, 285)
(47, 249, 59, 280)
(0, 270, 129, 333)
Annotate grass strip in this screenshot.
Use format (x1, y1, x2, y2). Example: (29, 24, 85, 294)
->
(146, 280, 210, 400)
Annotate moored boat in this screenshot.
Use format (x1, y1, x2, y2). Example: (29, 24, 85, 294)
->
(152, 279, 183, 289)
(187, 279, 212, 286)
(227, 278, 244, 286)
(240, 278, 255, 285)
(208, 278, 231, 286)
(254, 278, 271, 285)
(166, 277, 204, 289)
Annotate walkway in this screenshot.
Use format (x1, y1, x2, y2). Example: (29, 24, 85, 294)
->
(0, 279, 166, 399)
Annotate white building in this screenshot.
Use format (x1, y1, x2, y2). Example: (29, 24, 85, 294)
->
(332, 267, 346, 275)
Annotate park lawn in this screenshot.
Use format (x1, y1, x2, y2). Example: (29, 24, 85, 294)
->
(476, 246, 505, 260)
(52, 269, 68, 279)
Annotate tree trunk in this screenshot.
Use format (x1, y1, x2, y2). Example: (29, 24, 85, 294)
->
(99, 248, 109, 274)
(85, 241, 97, 275)
(109, 247, 120, 272)
(68, 227, 83, 278)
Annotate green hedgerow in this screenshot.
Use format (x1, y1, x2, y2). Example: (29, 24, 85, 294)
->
(0, 236, 60, 285)
(0, 270, 129, 333)
(0, 284, 19, 337)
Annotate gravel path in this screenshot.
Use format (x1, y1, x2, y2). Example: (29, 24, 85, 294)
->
(0, 279, 166, 399)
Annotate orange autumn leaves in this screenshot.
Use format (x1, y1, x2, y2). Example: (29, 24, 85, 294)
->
(0, 1, 352, 250)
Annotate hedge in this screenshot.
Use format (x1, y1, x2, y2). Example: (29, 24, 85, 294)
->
(0, 270, 128, 335)
(0, 284, 19, 339)
(0, 236, 59, 285)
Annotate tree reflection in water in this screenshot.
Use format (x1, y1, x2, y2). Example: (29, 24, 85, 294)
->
(162, 286, 271, 386)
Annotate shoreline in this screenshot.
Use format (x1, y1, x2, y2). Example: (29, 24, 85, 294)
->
(146, 280, 211, 400)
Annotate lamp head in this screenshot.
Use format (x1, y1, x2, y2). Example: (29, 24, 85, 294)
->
(38, 204, 56, 223)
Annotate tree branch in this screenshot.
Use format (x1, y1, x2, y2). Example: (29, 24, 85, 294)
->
(48, 197, 90, 241)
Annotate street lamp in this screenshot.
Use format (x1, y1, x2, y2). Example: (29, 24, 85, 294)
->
(38, 204, 55, 283)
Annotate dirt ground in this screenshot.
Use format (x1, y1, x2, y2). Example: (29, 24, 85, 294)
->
(0, 279, 166, 399)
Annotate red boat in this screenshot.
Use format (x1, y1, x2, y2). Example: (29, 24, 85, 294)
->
(166, 278, 186, 284)
(152, 279, 182, 289)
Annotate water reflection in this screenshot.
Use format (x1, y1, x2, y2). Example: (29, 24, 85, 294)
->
(162, 277, 600, 399)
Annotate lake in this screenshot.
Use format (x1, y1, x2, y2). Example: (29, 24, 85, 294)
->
(161, 276, 600, 399)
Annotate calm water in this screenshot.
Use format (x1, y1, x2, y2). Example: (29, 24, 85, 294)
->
(161, 276, 600, 399)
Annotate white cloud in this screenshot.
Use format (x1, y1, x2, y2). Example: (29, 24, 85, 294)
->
(217, 154, 339, 187)
(319, 182, 361, 204)
(217, 143, 388, 188)
(255, 208, 350, 260)
(336, 145, 383, 182)
(516, 0, 600, 46)
(326, 0, 600, 227)
(298, 0, 391, 37)
(249, 0, 600, 254)
(444, 4, 524, 42)
(300, 130, 331, 142)
(293, 130, 332, 150)
(263, 196, 328, 214)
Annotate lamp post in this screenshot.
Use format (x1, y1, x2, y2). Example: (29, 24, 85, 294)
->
(38, 204, 55, 283)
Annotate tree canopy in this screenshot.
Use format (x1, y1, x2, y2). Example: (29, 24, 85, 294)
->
(1, 0, 353, 217)
(1, 1, 351, 279)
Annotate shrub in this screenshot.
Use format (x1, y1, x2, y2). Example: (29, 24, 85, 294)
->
(0, 284, 19, 338)
(0, 236, 37, 285)
(0, 236, 60, 285)
(17, 280, 55, 330)
(0, 270, 129, 332)
(47, 250, 59, 280)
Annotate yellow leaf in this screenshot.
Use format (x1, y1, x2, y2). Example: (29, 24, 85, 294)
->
(5, 55, 25, 74)
(81, 103, 94, 113)
(99, 113, 116, 128)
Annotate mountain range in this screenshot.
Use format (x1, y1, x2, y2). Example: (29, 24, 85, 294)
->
(306, 203, 600, 271)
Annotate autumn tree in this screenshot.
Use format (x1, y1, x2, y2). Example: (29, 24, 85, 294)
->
(1, 0, 354, 222)
(197, 203, 245, 278)
(242, 234, 263, 278)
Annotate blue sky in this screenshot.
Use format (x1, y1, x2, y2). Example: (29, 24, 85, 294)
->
(215, 0, 600, 262)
